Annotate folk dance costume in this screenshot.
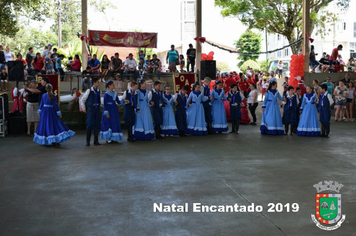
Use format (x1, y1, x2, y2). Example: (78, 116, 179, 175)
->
(186, 90, 208, 135)
(161, 93, 179, 135)
(149, 89, 164, 139)
(211, 88, 228, 132)
(201, 84, 213, 134)
(282, 93, 299, 135)
(175, 92, 188, 137)
(260, 89, 284, 135)
(121, 89, 136, 142)
(296, 94, 303, 124)
(134, 89, 155, 140)
(319, 92, 334, 137)
(34, 93, 75, 145)
(100, 90, 123, 142)
(81, 86, 102, 146)
(227, 91, 244, 133)
(240, 100, 251, 124)
(296, 93, 321, 136)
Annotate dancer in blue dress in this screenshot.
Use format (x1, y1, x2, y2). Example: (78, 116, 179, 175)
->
(211, 80, 228, 133)
(282, 86, 299, 135)
(161, 85, 179, 136)
(133, 79, 155, 140)
(260, 81, 284, 135)
(100, 81, 123, 143)
(227, 84, 244, 134)
(34, 84, 75, 145)
(175, 86, 188, 137)
(121, 81, 138, 142)
(297, 86, 321, 136)
(319, 84, 334, 138)
(186, 82, 208, 135)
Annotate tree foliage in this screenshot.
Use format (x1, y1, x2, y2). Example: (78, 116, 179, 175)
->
(216, 61, 230, 72)
(240, 60, 260, 73)
(235, 30, 261, 67)
(215, 0, 350, 55)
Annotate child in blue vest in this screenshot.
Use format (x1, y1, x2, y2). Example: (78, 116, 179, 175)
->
(80, 78, 102, 146)
(122, 81, 138, 142)
(200, 77, 213, 134)
(227, 84, 244, 134)
(282, 86, 299, 135)
(175, 86, 188, 137)
(319, 84, 334, 138)
(149, 81, 164, 139)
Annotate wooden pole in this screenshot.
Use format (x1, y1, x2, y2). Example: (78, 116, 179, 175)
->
(58, 0, 62, 48)
(82, 0, 88, 69)
(302, 0, 310, 72)
(196, 0, 202, 79)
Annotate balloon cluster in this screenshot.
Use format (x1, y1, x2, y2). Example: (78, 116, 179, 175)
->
(202, 51, 214, 60)
(289, 54, 305, 88)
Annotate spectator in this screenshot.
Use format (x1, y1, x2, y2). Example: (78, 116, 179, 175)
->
(42, 44, 53, 57)
(329, 44, 343, 67)
(138, 49, 146, 60)
(166, 44, 179, 72)
(319, 54, 330, 73)
(341, 73, 351, 86)
(110, 53, 123, 77)
(346, 81, 355, 121)
(124, 53, 139, 81)
(23, 80, 40, 136)
(145, 55, 151, 67)
(269, 71, 277, 83)
(138, 57, 146, 80)
(334, 81, 348, 122)
(4, 46, 15, 73)
(100, 54, 110, 82)
(68, 54, 81, 72)
(51, 48, 59, 71)
(347, 57, 356, 72)
(330, 61, 342, 73)
(319, 52, 326, 60)
(149, 54, 161, 80)
(0, 45, 5, 70)
(186, 43, 196, 72)
(88, 54, 101, 74)
(247, 83, 258, 125)
(55, 54, 65, 81)
(0, 67, 8, 91)
(45, 52, 55, 74)
(15, 53, 27, 67)
(313, 79, 321, 98)
(277, 60, 284, 78)
(323, 77, 334, 96)
(26, 47, 35, 70)
(179, 54, 185, 72)
(282, 76, 289, 97)
(239, 75, 249, 98)
(81, 66, 93, 91)
(309, 45, 319, 72)
(337, 55, 345, 72)
(31, 53, 46, 74)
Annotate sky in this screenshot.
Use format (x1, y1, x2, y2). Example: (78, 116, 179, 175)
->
(87, 0, 247, 51)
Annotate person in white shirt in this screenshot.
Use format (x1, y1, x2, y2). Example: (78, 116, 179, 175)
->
(4, 46, 15, 73)
(124, 53, 139, 81)
(269, 71, 277, 83)
(247, 83, 259, 125)
(276, 60, 284, 78)
(42, 44, 53, 57)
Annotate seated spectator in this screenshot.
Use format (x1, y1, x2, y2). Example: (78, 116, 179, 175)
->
(67, 54, 81, 72)
(138, 58, 147, 80)
(319, 54, 330, 73)
(347, 57, 356, 72)
(148, 54, 161, 80)
(309, 45, 319, 72)
(329, 61, 341, 73)
(88, 54, 101, 74)
(110, 53, 123, 77)
(81, 66, 93, 91)
(15, 53, 27, 68)
(45, 52, 55, 74)
(55, 54, 65, 81)
(124, 53, 139, 81)
(66, 56, 73, 71)
(31, 53, 46, 74)
(51, 48, 59, 72)
(100, 54, 110, 82)
(145, 55, 151, 70)
(0, 67, 8, 91)
(337, 55, 345, 72)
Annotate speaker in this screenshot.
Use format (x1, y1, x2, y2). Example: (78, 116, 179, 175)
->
(201, 60, 216, 81)
(8, 61, 24, 81)
(8, 116, 27, 135)
(0, 93, 9, 120)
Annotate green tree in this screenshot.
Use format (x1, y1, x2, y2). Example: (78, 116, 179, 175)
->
(216, 62, 230, 72)
(235, 30, 261, 67)
(0, 0, 54, 37)
(240, 60, 260, 73)
(215, 0, 350, 55)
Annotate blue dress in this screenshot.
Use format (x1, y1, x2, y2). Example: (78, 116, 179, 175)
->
(211, 88, 228, 132)
(34, 94, 75, 145)
(100, 90, 123, 141)
(260, 89, 284, 135)
(297, 93, 321, 136)
(186, 91, 208, 135)
(134, 89, 155, 140)
(161, 94, 179, 135)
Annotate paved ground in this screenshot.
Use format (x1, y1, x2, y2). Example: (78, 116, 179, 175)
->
(0, 109, 355, 236)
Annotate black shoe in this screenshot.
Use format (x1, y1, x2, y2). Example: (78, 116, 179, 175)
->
(94, 131, 101, 145)
(86, 130, 91, 146)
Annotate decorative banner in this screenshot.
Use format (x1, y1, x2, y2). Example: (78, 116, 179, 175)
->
(36, 75, 60, 104)
(88, 30, 158, 48)
(173, 73, 197, 94)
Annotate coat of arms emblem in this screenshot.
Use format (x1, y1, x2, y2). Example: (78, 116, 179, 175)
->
(311, 181, 346, 230)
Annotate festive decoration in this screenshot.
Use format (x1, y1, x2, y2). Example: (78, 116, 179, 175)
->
(194, 37, 206, 43)
(289, 54, 305, 89)
(77, 32, 91, 57)
(201, 51, 214, 60)
(306, 33, 314, 43)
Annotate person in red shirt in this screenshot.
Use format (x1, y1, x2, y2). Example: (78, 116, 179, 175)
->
(232, 71, 240, 82)
(239, 75, 249, 97)
(15, 53, 27, 67)
(224, 73, 236, 92)
(31, 53, 45, 74)
(329, 44, 343, 67)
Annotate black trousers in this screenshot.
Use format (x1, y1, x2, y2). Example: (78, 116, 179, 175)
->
(248, 102, 258, 123)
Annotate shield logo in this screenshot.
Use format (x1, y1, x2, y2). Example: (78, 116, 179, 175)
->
(316, 193, 342, 225)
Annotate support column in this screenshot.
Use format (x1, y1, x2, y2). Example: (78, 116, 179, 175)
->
(58, 0, 62, 48)
(82, 0, 88, 69)
(196, 0, 202, 79)
(302, 0, 310, 72)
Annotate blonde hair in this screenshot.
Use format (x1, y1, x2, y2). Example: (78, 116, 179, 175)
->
(46, 84, 55, 103)
(204, 77, 211, 82)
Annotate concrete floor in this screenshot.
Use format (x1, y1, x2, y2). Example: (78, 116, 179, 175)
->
(0, 109, 355, 236)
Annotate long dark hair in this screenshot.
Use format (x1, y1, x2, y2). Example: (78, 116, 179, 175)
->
(106, 80, 113, 89)
(46, 84, 55, 103)
(34, 52, 41, 64)
(193, 82, 200, 90)
(138, 79, 146, 89)
(268, 81, 277, 91)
